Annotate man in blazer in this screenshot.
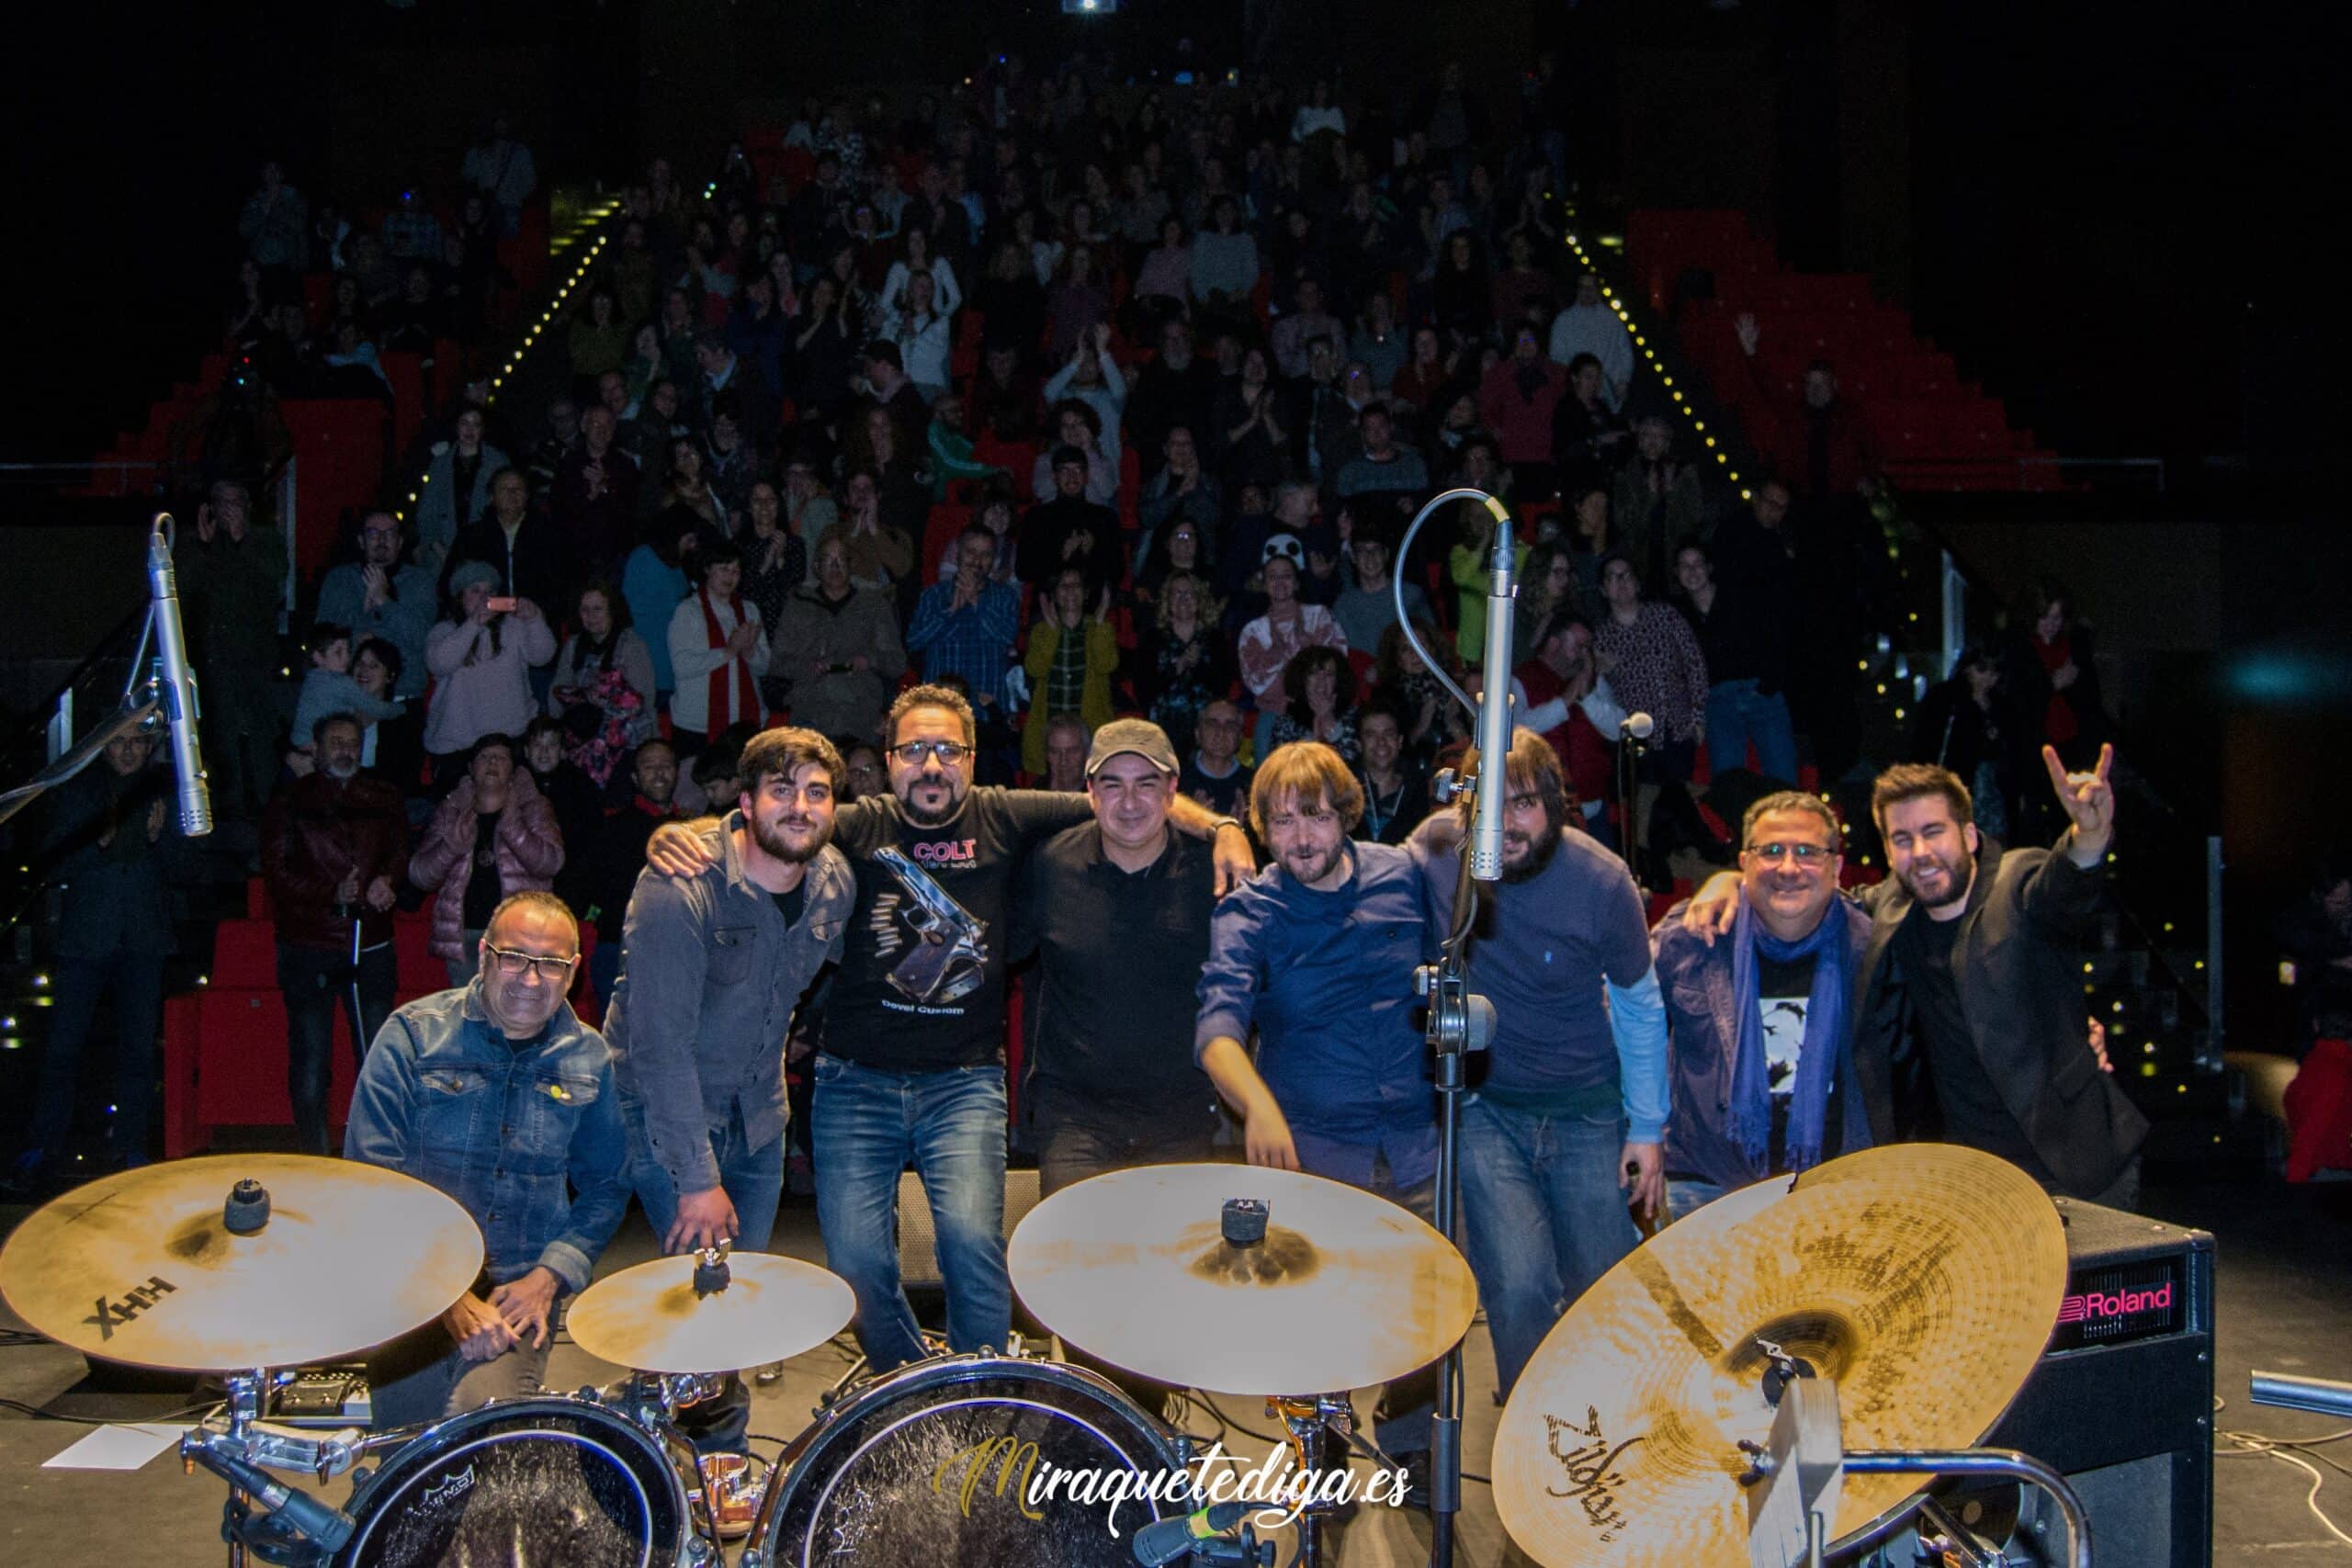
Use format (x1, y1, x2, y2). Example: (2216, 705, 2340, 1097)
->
(1684, 744, 2145, 1206)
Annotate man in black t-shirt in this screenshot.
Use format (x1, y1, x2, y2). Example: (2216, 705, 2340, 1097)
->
(650, 687, 1253, 1374)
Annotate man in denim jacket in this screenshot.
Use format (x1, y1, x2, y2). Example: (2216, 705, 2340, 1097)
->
(601, 727, 853, 1476)
(345, 891, 628, 1429)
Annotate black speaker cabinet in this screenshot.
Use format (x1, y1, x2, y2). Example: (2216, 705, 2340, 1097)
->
(1862, 1196, 2215, 1566)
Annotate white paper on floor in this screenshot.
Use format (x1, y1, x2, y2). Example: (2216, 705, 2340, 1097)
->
(42, 1423, 190, 1471)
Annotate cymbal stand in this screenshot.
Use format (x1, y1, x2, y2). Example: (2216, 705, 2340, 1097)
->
(1267, 1394, 1356, 1568)
(1738, 1370, 2091, 1568)
(184, 1367, 380, 1566)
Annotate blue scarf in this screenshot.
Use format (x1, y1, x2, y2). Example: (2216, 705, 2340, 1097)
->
(1727, 897, 1849, 1174)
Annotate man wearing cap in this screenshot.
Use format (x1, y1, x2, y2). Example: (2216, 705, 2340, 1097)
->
(1013, 719, 1224, 1194)
(1015, 443, 1122, 599)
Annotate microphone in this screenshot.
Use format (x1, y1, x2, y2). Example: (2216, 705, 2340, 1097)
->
(146, 515, 213, 837)
(1469, 495, 1515, 882)
(1620, 712, 1656, 742)
(181, 1438, 356, 1551)
(1132, 1500, 1249, 1565)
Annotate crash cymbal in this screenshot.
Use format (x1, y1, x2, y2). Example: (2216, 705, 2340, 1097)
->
(1008, 1162, 1477, 1397)
(1493, 1144, 2067, 1568)
(0, 1154, 483, 1371)
(565, 1251, 854, 1376)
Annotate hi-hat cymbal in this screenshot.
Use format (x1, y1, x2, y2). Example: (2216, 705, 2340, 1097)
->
(1008, 1162, 1478, 1396)
(0, 1154, 483, 1371)
(1493, 1144, 2068, 1568)
(564, 1252, 854, 1376)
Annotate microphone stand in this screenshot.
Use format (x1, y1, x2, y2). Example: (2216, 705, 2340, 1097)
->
(1616, 719, 1653, 891)
(1392, 488, 1510, 1568)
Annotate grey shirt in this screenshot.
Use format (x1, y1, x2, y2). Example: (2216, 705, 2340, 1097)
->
(602, 811, 852, 1191)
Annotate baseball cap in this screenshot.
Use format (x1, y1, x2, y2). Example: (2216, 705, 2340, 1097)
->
(1085, 717, 1179, 777)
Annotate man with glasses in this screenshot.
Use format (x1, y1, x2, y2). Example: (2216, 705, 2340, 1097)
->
(1680, 751, 2145, 1206)
(600, 728, 852, 1509)
(1403, 728, 1667, 1402)
(315, 510, 435, 700)
(1653, 790, 1871, 1220)
(647, 687, 1252, 1379)
(345, 891, 628, 1430)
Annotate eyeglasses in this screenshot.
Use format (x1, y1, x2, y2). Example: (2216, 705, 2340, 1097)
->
(483, 945, 579, 982)
(891, 740, 973, 765)
(1744, 842, 1835, 866)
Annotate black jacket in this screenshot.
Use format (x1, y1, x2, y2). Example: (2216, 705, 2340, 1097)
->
(1851, 832, 2149, 1199)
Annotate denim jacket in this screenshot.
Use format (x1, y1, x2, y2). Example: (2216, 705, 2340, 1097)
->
(602, 813, 853, 1192)
(344, 984, 629, 1294)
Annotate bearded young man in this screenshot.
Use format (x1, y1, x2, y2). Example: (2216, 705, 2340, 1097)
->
(1686, 744, 2146, 1207)
(600, 727, 853, 1517)
(1404, 728, 1666, 1401)
(1194, 739, 1442, 1496)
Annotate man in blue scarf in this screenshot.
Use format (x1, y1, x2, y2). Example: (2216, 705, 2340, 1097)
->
(1654, 791, 1871, 1216)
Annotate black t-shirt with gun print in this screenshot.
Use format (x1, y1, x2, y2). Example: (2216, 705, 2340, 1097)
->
(824, 787, 1092, 1073)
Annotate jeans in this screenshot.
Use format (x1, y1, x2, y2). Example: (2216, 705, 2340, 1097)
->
(1665, 1177, 1726, 1223)
(278, 942, 397, 1156)
(25, 951, 165, 1166)
(628, 1104, 786, 1454)
(1033, 1094, 1217, 1416)
(1704, 679, 1800, 784)
(810, 1053, 1011, 1377)
(1034, 1092, 1217, 1198)
(366, 1312, 550, 1432)
(588, 939, 622, 1017)
(1346, 1160, 1441, 1457)
(1458, 1099, 1638, 1399)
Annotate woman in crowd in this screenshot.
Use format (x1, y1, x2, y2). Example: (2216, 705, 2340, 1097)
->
(667, 536, 771, 751)
(353, 637, 425, 795)
(1269, 644, 1361, 761)
(412, 405, 505, 573)
(1593, 552, 1709, 783)
(1044, 244, 1114, 363)
(741, 480, 808, 637)
(423, 562, 555, 784)
(522, 715, 606, 914)
(659, 436, 727, 536)
(1021, 568, 1118, 777)
(1040, 321, 1129, 459)
(1136, 570, 1235, 759)
(877, 225, 962, 321)
(1912, 644, 2022, 840)
(548, 579, 658, 787)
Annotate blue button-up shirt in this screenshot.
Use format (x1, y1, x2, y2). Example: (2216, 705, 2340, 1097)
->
(1195, 840, 1438, 1187)
(903, 577, 1021, 704)
(345, 985, 630, 1295)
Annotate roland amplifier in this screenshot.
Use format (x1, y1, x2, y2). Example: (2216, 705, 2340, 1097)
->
(1866, 1197, 2214, 1567)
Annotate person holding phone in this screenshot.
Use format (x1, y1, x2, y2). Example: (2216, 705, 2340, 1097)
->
(423, 561, 556, 782)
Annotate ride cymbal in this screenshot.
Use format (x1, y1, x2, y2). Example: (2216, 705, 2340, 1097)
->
(1008, 1162, 1478, 1396)
(564, 1251, 854, 1376)
(1494, 1143, 2067, 1568)
(0, 1154, 483, 1371)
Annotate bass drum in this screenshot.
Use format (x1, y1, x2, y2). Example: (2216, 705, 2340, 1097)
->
(752, 1353, 1188, 1566)
(337, 1396, 699, 1568)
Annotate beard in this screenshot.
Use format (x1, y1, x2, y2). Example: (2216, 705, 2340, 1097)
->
(898, 783, 963, 827)
(751, 810, 831, 864)
(1896, 846, 1974, 911)
(1283, 838, 1349, 887)
(1501, 823, 1563, 884)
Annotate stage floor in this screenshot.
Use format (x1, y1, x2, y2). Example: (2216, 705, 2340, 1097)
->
(4, 1173, 2347, 1565)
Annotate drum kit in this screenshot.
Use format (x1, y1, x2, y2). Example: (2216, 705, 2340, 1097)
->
(2, 1143, 2098, 1566)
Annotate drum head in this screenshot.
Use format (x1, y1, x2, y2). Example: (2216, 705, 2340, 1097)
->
(760, 1357, 1185, 1566)
(341, 1398, 685, 1568)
